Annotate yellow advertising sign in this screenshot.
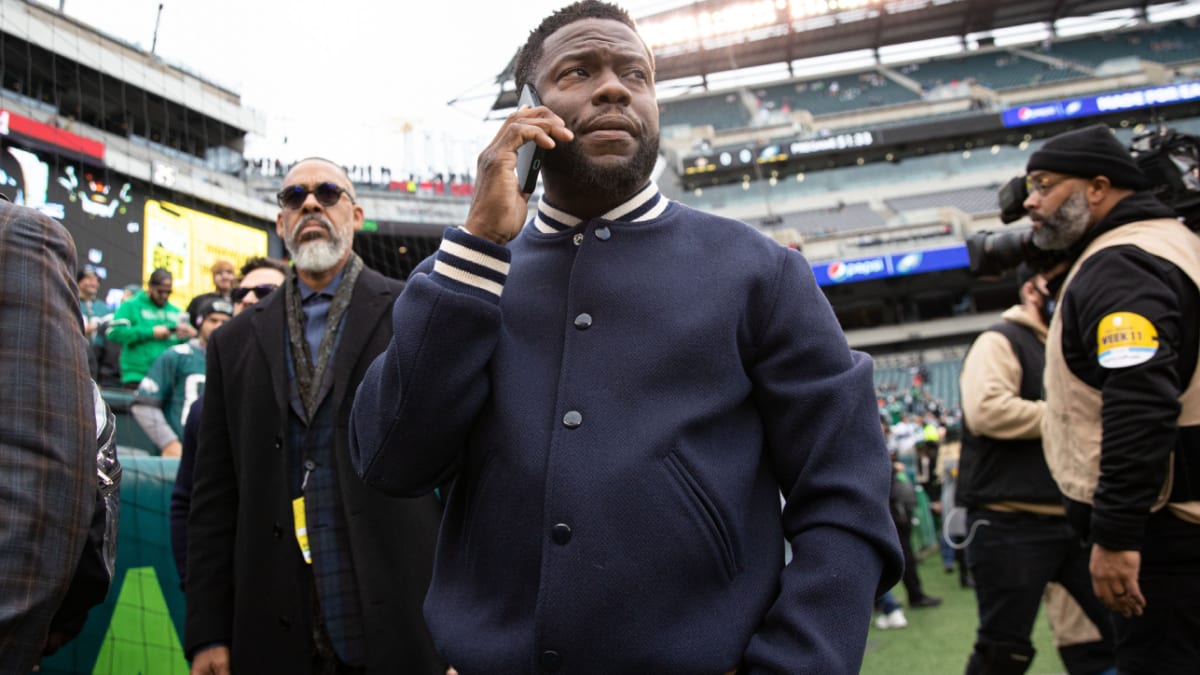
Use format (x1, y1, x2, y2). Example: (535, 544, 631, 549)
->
(143, 200, 269, 307)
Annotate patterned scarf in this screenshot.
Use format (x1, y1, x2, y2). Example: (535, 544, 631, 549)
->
(284, 253, 363, 421)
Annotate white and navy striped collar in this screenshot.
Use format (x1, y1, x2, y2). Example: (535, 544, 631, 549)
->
(533, 182, 670, 234)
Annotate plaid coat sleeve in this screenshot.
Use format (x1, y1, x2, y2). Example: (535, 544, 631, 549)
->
(0, 203, 96, 671)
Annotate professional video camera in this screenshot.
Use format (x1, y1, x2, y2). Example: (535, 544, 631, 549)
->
(966, 123, 1200, 277)
(1131, 125, 1200, 230)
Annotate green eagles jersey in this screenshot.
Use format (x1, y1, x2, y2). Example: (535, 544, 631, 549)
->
(134, 341, 207, 439)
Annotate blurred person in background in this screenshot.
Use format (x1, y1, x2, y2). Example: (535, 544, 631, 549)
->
(958, 265, 1113, 674)
(77, 266, 112, 379)
(107, 267, 195, 389)
(186, 260, 235, 327)
(77, 266, 110, 345)
(228, 256, 288, 313)
(130, 297, 232, 458)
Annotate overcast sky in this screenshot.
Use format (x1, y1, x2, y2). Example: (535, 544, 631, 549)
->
(47, 0, 676, 177)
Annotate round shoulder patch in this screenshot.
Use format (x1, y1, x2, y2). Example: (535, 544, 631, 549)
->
(1096, 311, 1159, 368)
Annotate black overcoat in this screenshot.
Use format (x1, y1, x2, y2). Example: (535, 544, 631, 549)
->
(185, 265, 444, 674)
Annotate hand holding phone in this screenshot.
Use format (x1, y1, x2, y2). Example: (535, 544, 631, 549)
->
(515, 85, 546, 195)
(463, 83, 570, 245)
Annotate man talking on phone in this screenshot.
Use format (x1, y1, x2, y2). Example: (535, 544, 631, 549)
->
(351, 2, 902, 672)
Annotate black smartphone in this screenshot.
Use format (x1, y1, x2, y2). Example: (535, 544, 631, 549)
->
(515, 84, 546, 195)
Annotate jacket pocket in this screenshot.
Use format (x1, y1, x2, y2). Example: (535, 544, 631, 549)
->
(462, 452, 499, 562)
(662, 449, 738, 581)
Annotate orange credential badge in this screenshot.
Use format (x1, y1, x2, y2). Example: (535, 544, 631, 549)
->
(1096, 311, 1159, 369)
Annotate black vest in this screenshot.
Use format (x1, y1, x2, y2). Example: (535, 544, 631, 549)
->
(958, 320, 1063, 508)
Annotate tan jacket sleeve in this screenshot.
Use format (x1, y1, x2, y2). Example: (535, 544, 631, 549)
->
(960, 331, 1044, 440)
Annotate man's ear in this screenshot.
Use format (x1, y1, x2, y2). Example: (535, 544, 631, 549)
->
(1020, 279, 1039, 305)
(1087, 175, 1113, 204)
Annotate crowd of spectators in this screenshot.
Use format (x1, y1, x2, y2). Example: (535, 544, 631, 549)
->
(76, 258, 287, 455)
(872, 363, 968, 630)
(244, 157, 476, 197)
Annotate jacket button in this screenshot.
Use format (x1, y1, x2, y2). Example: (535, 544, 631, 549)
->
(278, 616, 291, 631)
(562, 410, 582, 428)
(274, 437, 283, 450)
(273, 523, 283, 538)
(572, 233, 584, 246)
(551, 523, 572, 545)
(594, 226, 611, 241)
(573, 313, 592, 329)
(539, 649, 562, 672)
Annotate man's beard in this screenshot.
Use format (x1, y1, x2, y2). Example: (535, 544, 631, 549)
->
(1031, 189, 1092, 250)
(284, 215, 351, 272)
(542, 131, 659, 201)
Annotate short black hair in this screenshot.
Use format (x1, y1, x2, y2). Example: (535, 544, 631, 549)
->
(76, 265, 98, 283)
(514, 0, 647, 91)
(239, 256, 288, 279)
(149, 267, 172, 286)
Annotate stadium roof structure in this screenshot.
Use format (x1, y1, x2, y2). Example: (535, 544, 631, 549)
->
(486, 0, 1173, 111)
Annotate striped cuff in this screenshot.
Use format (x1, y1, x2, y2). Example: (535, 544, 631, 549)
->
(429, 227, 512, 302)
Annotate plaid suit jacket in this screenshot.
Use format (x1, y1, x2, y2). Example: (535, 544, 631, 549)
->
(0, 202, 96, 671)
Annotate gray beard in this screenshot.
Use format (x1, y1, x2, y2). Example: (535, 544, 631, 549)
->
(285, 217, 351, 272)
(1032, 189, 1092, 250)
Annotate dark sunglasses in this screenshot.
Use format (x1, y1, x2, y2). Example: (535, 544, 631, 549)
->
(275, 182, 355, 210)
(231, 284, 278, 303)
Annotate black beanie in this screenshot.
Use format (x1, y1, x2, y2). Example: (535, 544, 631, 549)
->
(193, 297, 234, 328)
(1026, 124, 1152, 190)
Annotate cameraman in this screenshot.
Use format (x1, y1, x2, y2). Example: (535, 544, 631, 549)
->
(1028, 123, 1200, 674)
(958, 264, 1114, 674)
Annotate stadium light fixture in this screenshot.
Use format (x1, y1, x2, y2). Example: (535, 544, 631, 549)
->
(639, 0, 781, 49)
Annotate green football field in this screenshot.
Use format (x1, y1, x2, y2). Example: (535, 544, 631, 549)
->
(861, 548, 1066, 675)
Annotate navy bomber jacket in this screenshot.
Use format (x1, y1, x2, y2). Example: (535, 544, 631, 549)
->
(351, 183, 903, 674)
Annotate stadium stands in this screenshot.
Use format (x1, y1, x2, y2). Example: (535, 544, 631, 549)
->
(1037, 19, 1200, 67)
(872, 357, 965, 409)
(660, 17, 1200, 137)
(752, 70, 922, 117)
(903, 51, 1087, 92)
(660, 90, 753, 131)
(684, 143, 1031, 215)
(760, 201, 886, 238)
(886, 187, 1000, 217)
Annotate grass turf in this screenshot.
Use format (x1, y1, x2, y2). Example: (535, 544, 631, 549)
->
(860, 548, 1066, 674)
